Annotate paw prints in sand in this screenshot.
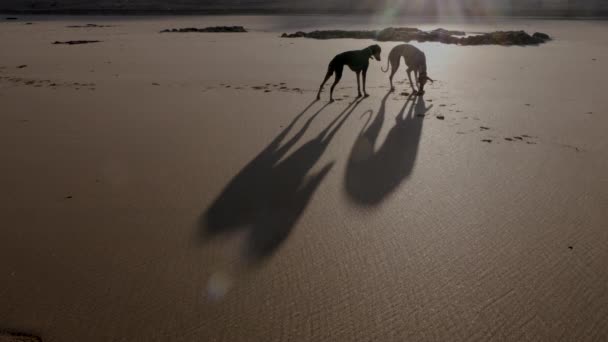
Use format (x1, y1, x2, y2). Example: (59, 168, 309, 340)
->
(474, 127, 539, 145)
(250, 82, 304, 94)
(207, 82, 307, 95)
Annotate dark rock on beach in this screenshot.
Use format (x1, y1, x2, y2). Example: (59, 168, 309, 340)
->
(0, 332, 41, 342)
(67, 23, 114, 28)
(376, 27, 466, 43)
(160, 26, 247, 33)
(533, 32, 551, 41)
(281, 27, 463, 41)
(282, 30, 376, 40)
(53, 40, 101, 45)
(459, 31, 548, 46)
(282, 27, 551, 46)
(281, 31, 304, 38)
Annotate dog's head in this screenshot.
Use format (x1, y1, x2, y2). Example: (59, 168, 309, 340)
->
(368, 44, 381, 61)
(418, 71, 434, 92)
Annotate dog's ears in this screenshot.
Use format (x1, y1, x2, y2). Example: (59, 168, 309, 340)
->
(369, 44, 381, 53)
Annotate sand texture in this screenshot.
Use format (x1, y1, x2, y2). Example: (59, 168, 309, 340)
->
(1, 15, 607, 342)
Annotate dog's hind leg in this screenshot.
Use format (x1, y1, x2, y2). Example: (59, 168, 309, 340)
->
(329, 65, 343, 102)
(317, 66, 334, 100)
(389, 57, 400, 91)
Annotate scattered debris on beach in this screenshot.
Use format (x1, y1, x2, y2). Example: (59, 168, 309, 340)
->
(17, 65, 28, 69)
(559, 144, 582, 152)
(0, 75, 96, 90)
(282, 27, 551, 46)
(160, 26, 247, 33)
(5, 17, 18, 20)
(53, 40, 101, 45)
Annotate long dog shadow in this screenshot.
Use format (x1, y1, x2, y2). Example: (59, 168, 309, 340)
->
(345, 91, 432, 205)
(202, 99, 362, 264)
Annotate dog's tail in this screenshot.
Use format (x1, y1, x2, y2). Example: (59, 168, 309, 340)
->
(381, 58, 390, 73)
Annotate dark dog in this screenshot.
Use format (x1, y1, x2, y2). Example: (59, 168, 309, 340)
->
(381, 44, 434, 95)
(317, 45, 382, 102)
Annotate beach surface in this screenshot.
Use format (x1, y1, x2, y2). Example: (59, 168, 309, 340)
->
(1, 15, 607, 341)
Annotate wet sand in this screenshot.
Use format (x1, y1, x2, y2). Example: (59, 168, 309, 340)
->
(1, 15, 607, 341)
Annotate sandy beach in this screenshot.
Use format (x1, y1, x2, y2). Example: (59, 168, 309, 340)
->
(1, 15, 607, 341)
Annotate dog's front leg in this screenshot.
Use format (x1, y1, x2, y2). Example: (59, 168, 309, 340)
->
(356, 71, 362, 97)
(407, 68, 417, 93)
(362, 68, 369, 97)
(414, 70, 424, 96)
